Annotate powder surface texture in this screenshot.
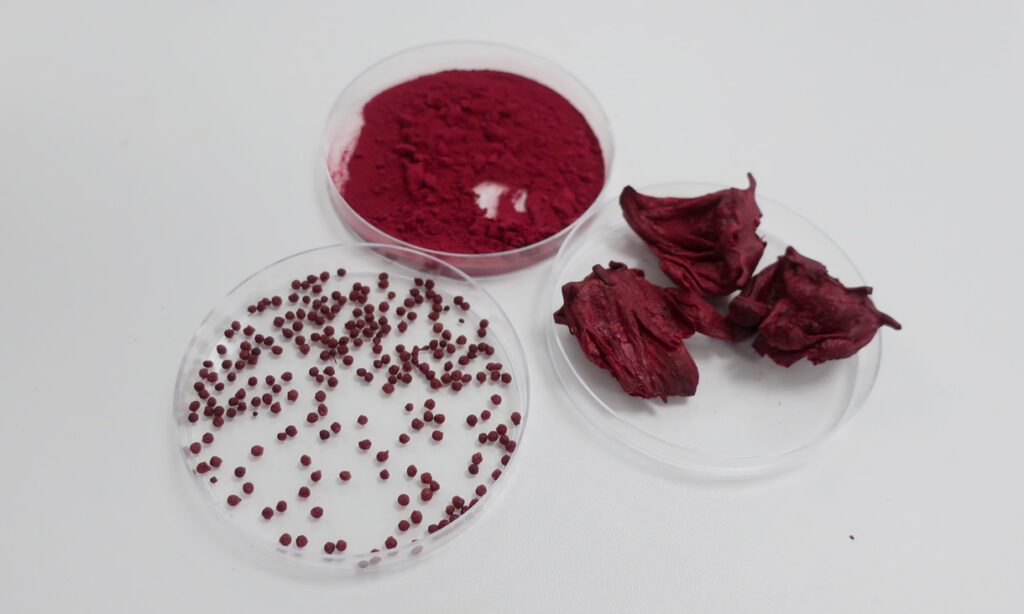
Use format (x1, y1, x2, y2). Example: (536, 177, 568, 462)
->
(335, 70, 605, 254)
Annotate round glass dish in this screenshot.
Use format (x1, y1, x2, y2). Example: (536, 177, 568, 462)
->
(547, 182, 885, 477)
(173, 243, 528, 572)
(322, 41, 614, 277)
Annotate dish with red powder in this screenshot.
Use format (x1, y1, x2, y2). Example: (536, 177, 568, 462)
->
(324, 42, 613, 275)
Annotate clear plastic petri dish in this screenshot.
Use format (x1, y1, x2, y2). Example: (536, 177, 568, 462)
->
(173, 243, 528, 572)
(546, 182, 885, 477)
(322, 41, 614, 277)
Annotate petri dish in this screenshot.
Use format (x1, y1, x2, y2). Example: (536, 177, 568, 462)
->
(173, 243, 528, 572)
(547, 182, 886, 477)
(322, 41, 614, 277)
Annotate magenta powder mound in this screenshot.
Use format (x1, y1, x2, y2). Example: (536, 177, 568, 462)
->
(619, 174, 766, 296)
(726, 246, 901, 366)
(553, 261, 730, 401)
(334, 70, 605, 254)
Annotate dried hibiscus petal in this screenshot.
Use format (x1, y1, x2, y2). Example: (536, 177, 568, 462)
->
(554, 262, 729, 401)
(726, 247, 901, 366)
(620, 174, 766, 296)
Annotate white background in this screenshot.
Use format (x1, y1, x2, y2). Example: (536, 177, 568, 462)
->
(2, 2, 1022, 612)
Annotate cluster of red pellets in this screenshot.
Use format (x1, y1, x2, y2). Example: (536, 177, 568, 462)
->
(182, 269, 520, 558)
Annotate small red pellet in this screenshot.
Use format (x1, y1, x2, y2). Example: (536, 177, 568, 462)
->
(234, 466, 246, 478)
(511, 412, 522, 425)
(410, 510, 423, 524)
(357, 415, 368, 425)
(420, 488, 433, 502)
(323, 541, 336, 554)
(339, 470, 351, 481)
(296, 535, 308, 548)
(480, 410, 491, 421)
(315, 390, 326, 402)
(398, 520, 411, 532)
(311, 470, 322, 482)
(406, 464, 417, 477)
(251, 445, 264, 457)
(227, 495, 241, 507)
(300, 454, 311, 466)
(242, 482, 254, 494)
(279, 533, 292, 546)
(476, 485, 487, 496)
(398, 433, 410, 444)
(202, 433, 214, 444)
(492, 469, 502, 480)
(189, 442, 201, 455)
(310, 506, 324, 519)
(385, 536, 398, 549)
(298, 486, 310, 498)
(285, 425, 298, 437)
(358, 439, 372, 451)
(306, 412, 318, 424)
(397, 493, 410, 506)
(501, 373, 512, 384)
(420, 472, 432, 484)
(276, 500, 287, 512)
(261, 507, 274, 519)
(376, 450, 389, 463)
(431, 430, 444, 442)
(287, 390, 298, 401)
(319, 429, 330, 440)
(335, 539, 347, 552)
(196, 462, 210, 474)
(466, 414, 478, 427)
(379, 469, 390, 480)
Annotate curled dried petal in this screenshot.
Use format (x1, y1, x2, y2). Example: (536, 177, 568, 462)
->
(620, 174, 766, 296)
(554, 262, 727, 400)
(726, 247, 901, 366)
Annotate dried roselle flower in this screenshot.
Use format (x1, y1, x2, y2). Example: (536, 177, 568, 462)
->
(553, 262, 729, 401)
(726, 247, 901, 366)
(620, 174, 766, 296)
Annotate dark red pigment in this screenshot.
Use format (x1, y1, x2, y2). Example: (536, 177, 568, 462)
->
(726, 246, 901, 366)
(335, 70, 605, 254)
(620, 175, 765, 296)
(554, 262, 730, 400)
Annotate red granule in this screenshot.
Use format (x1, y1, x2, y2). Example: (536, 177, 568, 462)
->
(298, 486, 311, 498)
(334, 70, 605, 254)
(335, 539, 347, 552)
(234, 466, 246, 478)
(242, 482, 254, 494)
(310, 506, 324, 519)
(261, 507, 274, 519)
(250, 445, 264, 457)
(279, 533, 292, 546)
(296, 535, 308, 548)
(227, 495, 241, 507)
(385, 536, 398, 549)
(276, 500, 287, 512)
(323, 541, 336, 554)
(338, 470, 351, 481)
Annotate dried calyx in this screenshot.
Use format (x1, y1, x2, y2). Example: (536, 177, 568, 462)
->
(726, 246, 901, 366)
(553, 261, 729, 401)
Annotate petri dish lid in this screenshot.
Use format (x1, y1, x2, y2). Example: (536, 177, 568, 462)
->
(546, 182, 886, 477)
(174, 243, 528, 572)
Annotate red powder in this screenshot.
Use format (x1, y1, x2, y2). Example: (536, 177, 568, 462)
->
(335, 70, 605, 254)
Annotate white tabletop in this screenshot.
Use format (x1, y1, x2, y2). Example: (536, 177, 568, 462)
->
(2, 2, 1022, 612)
